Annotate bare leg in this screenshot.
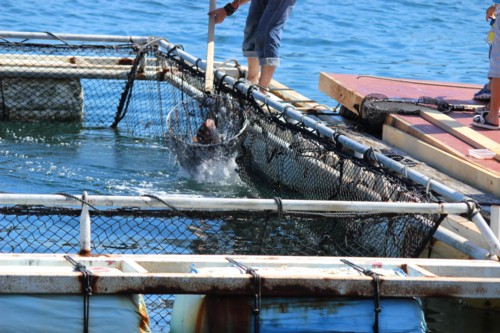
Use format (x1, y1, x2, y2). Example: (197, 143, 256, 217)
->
(246, 57, 260, 84)
(258, 65, 276, 92)
(487, 77, 500, 125)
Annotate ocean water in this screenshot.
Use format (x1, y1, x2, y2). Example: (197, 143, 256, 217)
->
(0, 0, 492, 195)
(1, 0, 499, 332)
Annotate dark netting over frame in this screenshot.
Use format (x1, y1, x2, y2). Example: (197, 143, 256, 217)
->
(0, 40, 446, 330)
(0, 40, 445, 257)
(0, 202, 444, 329)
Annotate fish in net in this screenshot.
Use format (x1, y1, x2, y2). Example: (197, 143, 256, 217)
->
(165, 94, 248, 176)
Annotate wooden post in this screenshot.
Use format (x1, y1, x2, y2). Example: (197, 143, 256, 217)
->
(205, 0, 216, 94)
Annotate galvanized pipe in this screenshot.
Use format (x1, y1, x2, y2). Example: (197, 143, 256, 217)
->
(433, 227, 497, 260)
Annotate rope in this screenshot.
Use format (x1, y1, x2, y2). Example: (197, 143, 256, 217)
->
(273, 197, 283, 219)
(111, 47, 147, 128)
(356, 74, 480, 90)
(56, 193, 101, 212)
(141, 194, 179, 211)
(341, 259, 381, 333)
(226, 258, 261, 333)
(463, 199, 480, 221)
(43, 31, 73, 47)
(64, 255, 93, 333)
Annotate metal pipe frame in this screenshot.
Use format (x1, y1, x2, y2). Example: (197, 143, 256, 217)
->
(1, 31, 499, 257)
(0, 193, 496, 260)
(0, 193, 475, 214)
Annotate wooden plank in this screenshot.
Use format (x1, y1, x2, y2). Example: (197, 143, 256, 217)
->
(382, 124, 500, 197)
(318, 73, 484, 115)
(319, 73, 500, 161)
(319, 72, 364, 114)
(270, 79, 330, 112)
(386, 114, 471, 161)
(387, 113, 500, 174)
(418, 109, 500, 162)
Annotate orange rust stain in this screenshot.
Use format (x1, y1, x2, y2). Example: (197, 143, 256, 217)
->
(118, 58, 134, 65)
(78, 249, 91, 256)
(205, 296, 252, 332)
(194, 296, 207, 333)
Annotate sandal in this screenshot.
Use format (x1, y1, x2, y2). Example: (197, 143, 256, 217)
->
(472, 112, 500, 130)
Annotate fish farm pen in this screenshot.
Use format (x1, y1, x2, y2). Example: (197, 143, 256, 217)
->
(0, 31, 499, 332)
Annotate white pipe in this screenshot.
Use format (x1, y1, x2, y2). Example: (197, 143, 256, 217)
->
(0, 31, 150, 44)
(79, 192, 91, 255)
(0, 193, 471, 215)
(434, 226, 497, 260)
(472, 207, 500, 255)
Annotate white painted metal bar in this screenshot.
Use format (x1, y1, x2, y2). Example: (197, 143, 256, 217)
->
(0, 31, 150, 44)
(433, 227, 497, 260)
(0, 254, 499, 298)
(79, 192, 91, 255)
(0, 193, 472, 215)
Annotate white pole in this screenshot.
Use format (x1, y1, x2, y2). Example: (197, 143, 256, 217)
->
(491, 206, 500, 241)
(433, 227, 497, 260)
(0, 193, 471, 214)
(205, 0, 216, 93)
(79, 192, 91, 256)
(471, 207, 500, 258)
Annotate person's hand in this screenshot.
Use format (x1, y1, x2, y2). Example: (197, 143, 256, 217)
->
(208, 7, 228, 24)
(487, 5, 496, 21)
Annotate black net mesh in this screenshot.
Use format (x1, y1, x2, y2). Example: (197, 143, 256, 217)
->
(0, 40, 447, 331)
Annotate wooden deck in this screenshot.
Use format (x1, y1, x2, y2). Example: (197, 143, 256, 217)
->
(319, 73, 500, 198)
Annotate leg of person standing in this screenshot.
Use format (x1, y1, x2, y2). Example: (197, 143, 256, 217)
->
(473, 4, 500, 129)
(242, 0, 295, 92)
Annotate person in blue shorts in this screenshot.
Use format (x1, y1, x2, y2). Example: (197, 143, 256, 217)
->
(209, 0, 296, 93)
(473, 2, 500, 129)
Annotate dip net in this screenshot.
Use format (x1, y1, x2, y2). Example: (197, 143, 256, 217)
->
(0, 37, 447, 330)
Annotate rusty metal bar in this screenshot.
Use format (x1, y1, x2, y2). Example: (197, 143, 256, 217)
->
(0, 254, 499, 299)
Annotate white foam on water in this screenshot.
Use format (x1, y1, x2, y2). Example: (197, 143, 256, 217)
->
(180, 155, 243, 186)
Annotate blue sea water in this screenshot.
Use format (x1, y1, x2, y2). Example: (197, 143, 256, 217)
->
(0, 0, 492, 196)
(1, 1, 499, 332)
(1, 0, 491, 107)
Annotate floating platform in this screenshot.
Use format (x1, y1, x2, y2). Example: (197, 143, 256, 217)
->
(0, 254, 498, 298)
(319, 73, 500, 198)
